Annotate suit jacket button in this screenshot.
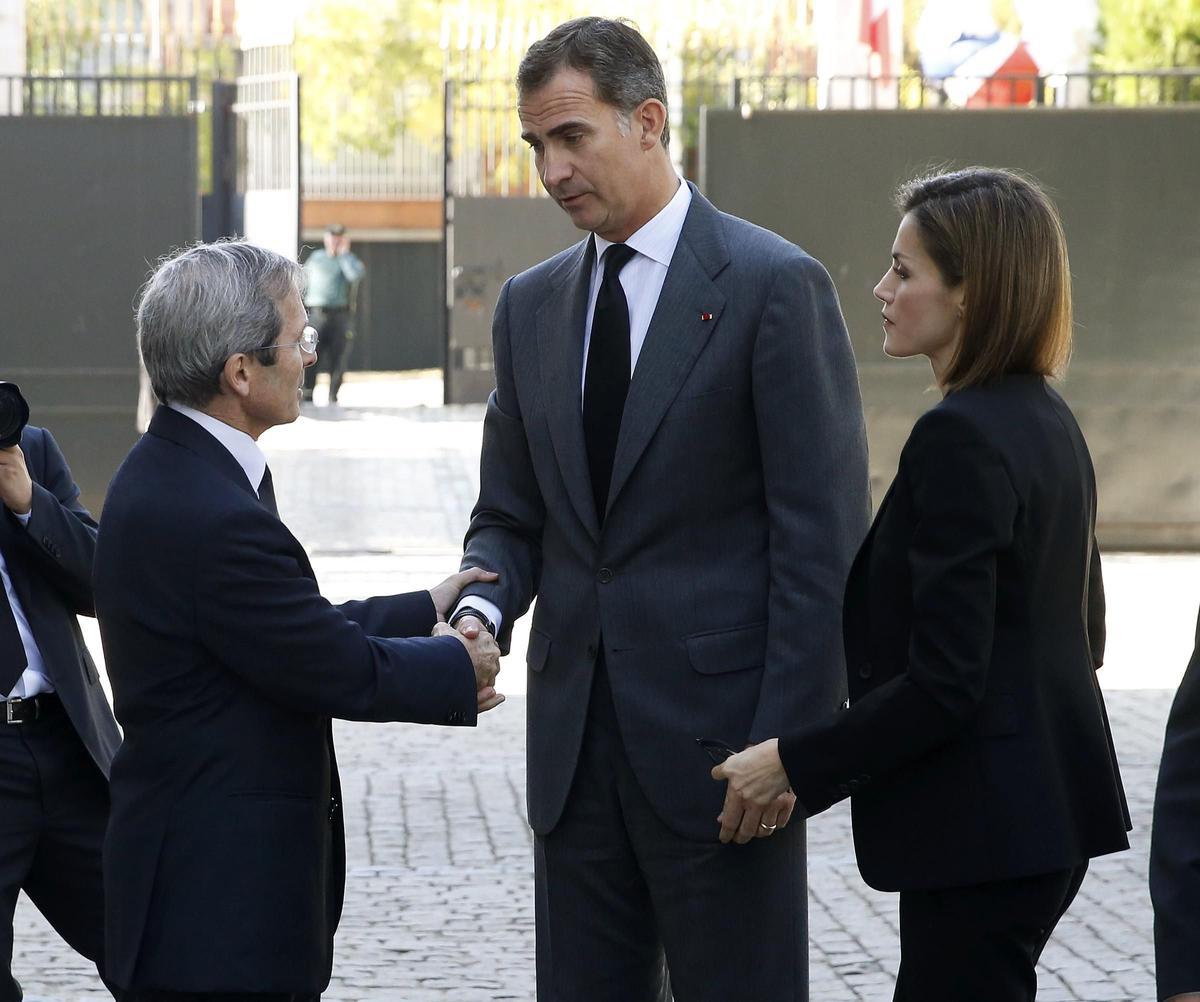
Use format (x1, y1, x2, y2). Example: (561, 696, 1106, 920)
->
(597, 567, 614, 584)
(858, 662, 873, 679)
(586, 643, 597, 659)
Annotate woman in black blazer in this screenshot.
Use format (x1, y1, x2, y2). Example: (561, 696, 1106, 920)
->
(714, 167, 1130, 1001)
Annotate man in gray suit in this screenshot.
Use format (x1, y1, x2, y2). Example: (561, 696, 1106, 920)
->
(452, 17, 870, 1001)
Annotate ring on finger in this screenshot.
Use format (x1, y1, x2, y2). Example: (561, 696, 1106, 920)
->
(758, 821, 778, 832)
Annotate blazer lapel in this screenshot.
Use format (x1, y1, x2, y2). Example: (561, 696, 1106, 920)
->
(535, 238, 602, 542)
(605, 191, 729, 516)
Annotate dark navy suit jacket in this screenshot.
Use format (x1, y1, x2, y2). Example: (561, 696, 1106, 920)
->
(95, 406, 478, 993)
(2, 424, 119, 772)
(780, 375, 1130, 891)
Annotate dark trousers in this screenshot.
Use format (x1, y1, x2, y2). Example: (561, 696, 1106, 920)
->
(303, 308, 352, 403)
(893, 863, 1089, 1002)
(0, 696, 115, 1002)
(534, 658, 808, 1002)
(121, 993, 318, 1002)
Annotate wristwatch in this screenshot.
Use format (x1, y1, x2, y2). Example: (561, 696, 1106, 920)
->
(448, 605, 497, 638)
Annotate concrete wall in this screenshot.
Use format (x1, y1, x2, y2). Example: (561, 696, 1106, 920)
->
(702, 107, 1200, 549)
(446, 196, 579, 404)
(342, 240, 444, 372)
(0, 116, 198, 514)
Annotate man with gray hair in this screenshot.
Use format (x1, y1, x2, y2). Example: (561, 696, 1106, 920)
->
(452, 16, 869, 1001)
(94, 240, 503, 1002)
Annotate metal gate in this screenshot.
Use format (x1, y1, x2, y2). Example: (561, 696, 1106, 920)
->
(231, 71, 300, 258)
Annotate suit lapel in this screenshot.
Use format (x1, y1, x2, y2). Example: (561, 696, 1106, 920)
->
(536, 238, 602, 542)
(605, 190, 729, 516)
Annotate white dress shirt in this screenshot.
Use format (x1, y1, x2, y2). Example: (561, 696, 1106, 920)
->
(167, 402, 269, 496)
(583, 176, 692, 393)
(456, 178, 693, 635)
(3, 508, 53, 699)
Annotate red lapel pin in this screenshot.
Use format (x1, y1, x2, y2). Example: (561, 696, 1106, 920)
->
(699, 312, 713, 321)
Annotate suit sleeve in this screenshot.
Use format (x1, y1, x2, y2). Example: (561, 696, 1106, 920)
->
(338, 590, 438, 639)
(1150, 606, 1200, 1000)
(458, 278, 546, 654)
(7, 427, 98, 615)
(195, 505, 478, 725)
(778, 410, 1018, 816)
(748, 251, 871, 740)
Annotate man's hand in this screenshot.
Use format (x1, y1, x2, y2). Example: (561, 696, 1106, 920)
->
(711, 739, 796, 844)
(433, 622, 504, 712)
(0, 445, 33, 516)
(430, 567, 498, 621)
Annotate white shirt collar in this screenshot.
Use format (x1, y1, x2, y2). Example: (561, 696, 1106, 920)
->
(593, 177, 692, 268)
(167, 402, 268, 493)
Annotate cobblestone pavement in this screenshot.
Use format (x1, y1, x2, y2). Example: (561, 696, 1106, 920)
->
(14, 374, 1200, 1001)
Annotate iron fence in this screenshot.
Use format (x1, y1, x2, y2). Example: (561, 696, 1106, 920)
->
(733, 68, 1200, 110)
(0, 75, 197, 117)
(233, 73, 299, 194)
(435, 68, 1200, 200)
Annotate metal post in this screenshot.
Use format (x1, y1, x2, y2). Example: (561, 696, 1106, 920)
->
(442, 78, 454, 406)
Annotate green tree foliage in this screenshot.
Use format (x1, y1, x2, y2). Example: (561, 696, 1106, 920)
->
(295, 0, 446, 158)
(1096, 0, 1200, 69)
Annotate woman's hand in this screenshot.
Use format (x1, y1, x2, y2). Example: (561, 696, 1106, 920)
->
(711, 739, 795, 844)
(429, 567, 498, 621)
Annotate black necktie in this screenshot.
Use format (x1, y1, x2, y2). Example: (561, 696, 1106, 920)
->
(258, 466, 280, 518)
(0, 553, 29, 695)
(583, 243, 637, 523)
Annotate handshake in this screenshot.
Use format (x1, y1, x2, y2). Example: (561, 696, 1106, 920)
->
(429, 567, 505, 713)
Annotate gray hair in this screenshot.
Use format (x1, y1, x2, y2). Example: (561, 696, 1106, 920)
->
(137, 240, 304, 408)
(517, 17, 670, 149)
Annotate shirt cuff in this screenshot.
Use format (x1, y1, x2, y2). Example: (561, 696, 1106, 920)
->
(452, 596, 503, 634)
(14, 510, 30, 526)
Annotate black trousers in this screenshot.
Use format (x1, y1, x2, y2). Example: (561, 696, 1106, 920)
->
(893, 863, 1089, 1002)
(303, 308, 352, 403)
(534, 657, 808, 1002)
(0, 696, 115, 1002)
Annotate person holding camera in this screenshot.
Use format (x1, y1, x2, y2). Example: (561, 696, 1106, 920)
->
(0, 382, 121, 1002)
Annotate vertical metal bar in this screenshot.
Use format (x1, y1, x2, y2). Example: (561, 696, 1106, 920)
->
(293, 74, 302, 259)
(443, 78, 454, 406)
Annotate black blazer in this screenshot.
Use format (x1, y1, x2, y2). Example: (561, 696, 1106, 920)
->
(2, 424, 119, 773)
(1150, 606, 1200, 1001)
(95, 407, 479, 993)
(780, 374, 1130, 892)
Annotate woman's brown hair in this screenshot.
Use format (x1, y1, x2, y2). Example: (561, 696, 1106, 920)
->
(897, 167, 1072, 393)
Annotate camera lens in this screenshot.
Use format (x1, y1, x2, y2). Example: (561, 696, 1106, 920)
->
(0, 382, 30, 449)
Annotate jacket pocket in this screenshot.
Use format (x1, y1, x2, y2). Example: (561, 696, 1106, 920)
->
(686, 622, 768, 675)
(527, 626, 551, 673)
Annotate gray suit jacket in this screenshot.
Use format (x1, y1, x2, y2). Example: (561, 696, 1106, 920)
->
(463, 186, 870, 840)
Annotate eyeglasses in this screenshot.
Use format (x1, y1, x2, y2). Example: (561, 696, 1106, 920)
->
(257, 325, 319, 357)
(696, 737, 738, 765)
